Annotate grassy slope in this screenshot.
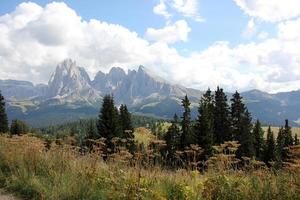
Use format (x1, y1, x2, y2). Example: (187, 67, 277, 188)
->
(262, 127, 300, 138)
(0, 135, 299, 200)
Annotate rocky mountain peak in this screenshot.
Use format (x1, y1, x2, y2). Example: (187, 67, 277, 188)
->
(47, 59, 96, 99)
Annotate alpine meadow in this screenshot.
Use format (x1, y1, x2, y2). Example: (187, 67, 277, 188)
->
(0, 1, 300, 200)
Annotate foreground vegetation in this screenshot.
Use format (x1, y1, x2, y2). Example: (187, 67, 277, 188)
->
(0, 134, 299, 200)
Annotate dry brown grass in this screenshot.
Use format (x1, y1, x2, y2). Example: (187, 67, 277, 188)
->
(262, 126, 300, 138)
(0, 134, 299, 200)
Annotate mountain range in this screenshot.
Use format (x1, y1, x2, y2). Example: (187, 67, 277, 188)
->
(1, 59, 300, 127)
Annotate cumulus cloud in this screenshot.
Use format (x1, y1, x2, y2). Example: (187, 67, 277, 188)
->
(243, 18, 256, 38)
(234, 0, 300, 22)
(153, 0, 171, 19)
(170, 0, 204, 22)
(153, 0, 203, 22)
(1, 2, 300, 93)
(145, 20, 191, 44)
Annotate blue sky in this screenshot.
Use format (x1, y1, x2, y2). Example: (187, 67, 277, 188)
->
(0, 0, 300, 92)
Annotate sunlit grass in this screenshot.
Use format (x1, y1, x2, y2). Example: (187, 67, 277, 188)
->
(0, 134, 299, 200)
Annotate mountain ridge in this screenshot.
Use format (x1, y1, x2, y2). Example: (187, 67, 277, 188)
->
(1, 59, 300, 127)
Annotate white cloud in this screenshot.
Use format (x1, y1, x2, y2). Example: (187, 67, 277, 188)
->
(234, 0, 300, 22)
(153, 0, 171, 19)
(257, 31, 269, 40)
(1, 2, 300, 93)
(170, 0, 204, 22)
(243, 18, 256, 38)
(153, 0, 203, 22)
(145, 20, 191, 44)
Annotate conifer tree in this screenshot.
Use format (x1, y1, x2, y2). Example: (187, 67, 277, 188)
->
(230, 91, 246, 141)
(196, 89, 214, 157)
(283, 119, 293, 146)
(253, 120, 264, 159)
(263, 126, 276, 164)
(119, 104, 135, 153)
(0, 91, 8, 133)
(119, 104, 134, 136)
(164, 114, 181, 164)
(237, 110, 255, 157)
(10, 119, 29, 135)
(84, 120, 99, 150)
(213, 87, 231, 143)
(294, 134, 299, 145)
(97, 95, 121, 151)
(276, 126, 287, 162)
(180, 95, 193, 149)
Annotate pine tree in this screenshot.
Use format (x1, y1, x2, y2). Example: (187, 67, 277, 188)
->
(263, 126, 276, 164)
(253, 120, 264, 159)
(119, 104, 134, 136)
(86, 120, 98, 140)
(97, 95, 121, 151)
(294, 134, 299, 145)
(276, 126, 287, 162)
(213, 87, 231, 143)
(180, 95, 193, 149)
(230, 91, 246, 141)
(119, 104, 135, 153)
(164, 114, 181, 165)
(196, 89, 214, 157)
(10, 119, 29, 135)
(0, 91, 8, 133)
(283, 119, 293, 146)
(237, 110, 255, 158)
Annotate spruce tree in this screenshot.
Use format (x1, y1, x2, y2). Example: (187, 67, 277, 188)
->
(294, 134, 299, 145)
(253, 120, 264, 159)
(0, 91, 8, 133)
(84, 120, 99, 150)
(119, 104, 135, 153)
(97, 95, 121, 151)
(119, 104, 134, 136)
(196, 89, 214, 157)
(276, 127, 286, 162)
(10, 119, 29, 135)
(164, 114, 181, 164)
(230, 91, 246, 141)
(213, 87, 231, 143)
(237, 110, 255, 158)
(263, 126, 276, 164)
(283, 119, 293, 146)
(180, 95, 193, 149)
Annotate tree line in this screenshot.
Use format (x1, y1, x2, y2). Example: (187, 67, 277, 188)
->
(0, 89, 299, 168)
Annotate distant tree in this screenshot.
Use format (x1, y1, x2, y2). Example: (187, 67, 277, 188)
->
(10, 119, 29, 135)
(236, 110, 255, 158)
(0, 91, 8, 133)
(283, 119, 294, 146)
(294, 134, 299, 145)
(196, 89, 214, 157)
(164, 114, 181, 165)
(119, 104, 133, 136)
(253, 120, 264, 159)
(263, 126, 276, 165)
(230, 91, 246, 141)
(119, 104, 135, 153)
(180, 95, 194, 149)
(97, 95, 121, 151)
(276, 126, 287, 162)
(213, 87, 231, 143)
(86, 120, 98, 140)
